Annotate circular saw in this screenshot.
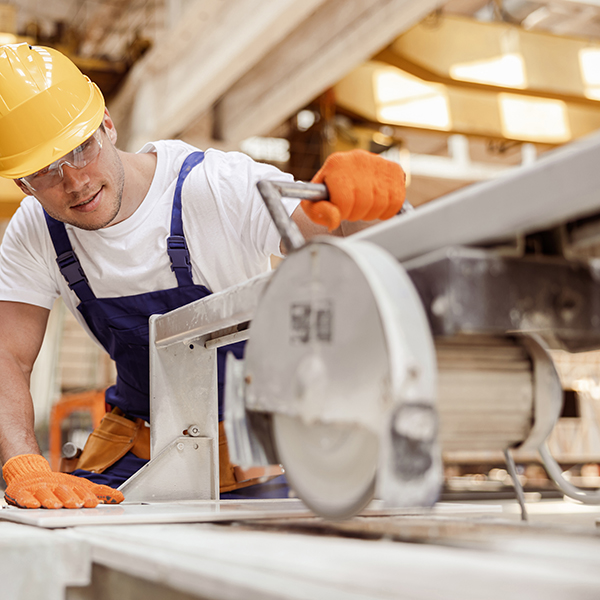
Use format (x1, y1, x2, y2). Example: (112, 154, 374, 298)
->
(241, 236, 441, 519)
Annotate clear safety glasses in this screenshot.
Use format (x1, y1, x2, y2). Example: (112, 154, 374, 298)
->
(19, 128, 103, 192)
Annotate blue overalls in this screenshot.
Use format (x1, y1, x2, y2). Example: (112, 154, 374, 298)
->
(44, 151, 287, 498)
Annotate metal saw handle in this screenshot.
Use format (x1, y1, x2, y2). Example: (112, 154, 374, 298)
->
(257, 179, 414, 254)
(257, 181, 328, 253)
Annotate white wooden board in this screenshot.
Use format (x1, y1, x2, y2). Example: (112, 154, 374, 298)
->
(0, 498, 501, 529)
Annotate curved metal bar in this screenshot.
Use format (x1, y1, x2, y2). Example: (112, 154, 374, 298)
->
(539, 443, 600, 504)
(520, 335, 600, 504)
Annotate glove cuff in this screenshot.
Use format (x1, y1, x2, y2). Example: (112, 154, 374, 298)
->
(3, 454, 52, 484)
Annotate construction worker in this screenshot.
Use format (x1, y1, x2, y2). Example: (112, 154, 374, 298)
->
(0, 43, 406, 509)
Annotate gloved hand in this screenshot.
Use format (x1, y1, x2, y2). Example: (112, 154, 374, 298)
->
(2, 454, 124, 509)
(301, 149, 406, 231)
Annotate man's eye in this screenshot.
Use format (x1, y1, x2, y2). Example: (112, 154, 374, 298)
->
(78, 138, 94, 153)
(32, 166, 50, 178)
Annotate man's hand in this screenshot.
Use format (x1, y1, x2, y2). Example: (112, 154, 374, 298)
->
(301, 149, 406, 231)
(3, 454, 124, 509)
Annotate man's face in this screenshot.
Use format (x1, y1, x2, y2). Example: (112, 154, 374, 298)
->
(17, 120, 125, 231)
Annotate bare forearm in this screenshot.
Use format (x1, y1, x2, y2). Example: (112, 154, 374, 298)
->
(0, 353, 40, 464)
(0, 302, 49, 464)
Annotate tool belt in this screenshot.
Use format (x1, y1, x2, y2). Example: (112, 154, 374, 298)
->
(72, 408, 283, 493)
(75, 407, 150, 473)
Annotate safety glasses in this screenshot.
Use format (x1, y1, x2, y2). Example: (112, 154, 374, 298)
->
(19, 128, 103, 193)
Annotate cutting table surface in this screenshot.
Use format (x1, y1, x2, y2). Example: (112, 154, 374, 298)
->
(0, 497, 498, 528)
(3, 497, 600, 600)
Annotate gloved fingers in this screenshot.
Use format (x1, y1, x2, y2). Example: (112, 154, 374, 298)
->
(378, 184, 405, 220)
(344, 178, 374, 222)
(311, 160, 358, 223)
(306, 149, 406, 227)
(91, 484, 124, 505)
(77, 477, 125, 505)
(53, 483, 87, 509)
(65, 483, 100, 508)
(328, 180, 356, 222)
(301, 200, 341, 231)
(5, 489, 41, 509)
(361, 180, 387, 222)
(378, 166, 406, 220)
(31, 485, 63, 509)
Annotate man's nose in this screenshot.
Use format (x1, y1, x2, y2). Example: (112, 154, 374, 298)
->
(60, 162, 90, 192)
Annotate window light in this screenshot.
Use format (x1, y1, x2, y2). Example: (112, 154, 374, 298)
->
(450, 53, 526, 88)
(375, 69, 451, 130)
(579, 48, 600, 100)
(499, 94, 570, 142)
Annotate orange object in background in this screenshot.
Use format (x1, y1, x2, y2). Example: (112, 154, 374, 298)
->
(48, 389, 107, 471)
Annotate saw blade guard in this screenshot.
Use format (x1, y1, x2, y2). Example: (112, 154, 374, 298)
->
(238, 237, 442, 518)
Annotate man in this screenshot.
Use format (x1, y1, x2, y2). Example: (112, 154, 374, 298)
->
(0, 43, 406, 509)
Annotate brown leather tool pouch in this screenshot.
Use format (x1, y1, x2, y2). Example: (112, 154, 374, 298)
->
(218, 421, 284, 493)
(76, 407, 150, 474)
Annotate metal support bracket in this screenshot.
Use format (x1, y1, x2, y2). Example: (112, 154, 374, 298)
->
(119, 437, 216, 503)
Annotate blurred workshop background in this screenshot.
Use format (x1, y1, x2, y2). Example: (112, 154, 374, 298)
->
(4, 0, 600, 496)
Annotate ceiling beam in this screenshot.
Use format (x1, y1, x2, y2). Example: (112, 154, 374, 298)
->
(109, 0, 330, 151)
(109, 0, 443, 152)
(210, 0, 445, 148)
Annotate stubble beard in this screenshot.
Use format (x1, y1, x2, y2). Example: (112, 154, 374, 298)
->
(45, 152, 126, 231)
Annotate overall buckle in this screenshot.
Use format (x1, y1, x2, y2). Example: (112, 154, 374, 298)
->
(167, 235, 192, 273)
(56, 250, 88, 287)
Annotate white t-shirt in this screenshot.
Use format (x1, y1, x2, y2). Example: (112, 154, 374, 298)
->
(0, 140, 299, 342)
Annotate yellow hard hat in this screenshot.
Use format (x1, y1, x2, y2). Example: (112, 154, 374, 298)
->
(0, 43, 105, 179)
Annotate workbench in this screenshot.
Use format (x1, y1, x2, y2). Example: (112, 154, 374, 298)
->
(2, 497, 600, 600)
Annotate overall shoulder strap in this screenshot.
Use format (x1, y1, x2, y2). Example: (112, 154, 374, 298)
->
(43, 211, 95, 302)
(167, 151, 205, 287)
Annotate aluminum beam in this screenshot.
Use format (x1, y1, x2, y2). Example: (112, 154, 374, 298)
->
(355, 129, 600, 261)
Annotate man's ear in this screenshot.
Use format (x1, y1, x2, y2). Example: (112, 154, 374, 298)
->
(102, 108, 118, 145)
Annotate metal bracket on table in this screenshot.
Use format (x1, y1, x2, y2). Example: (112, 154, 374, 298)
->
(119, 436, 216, 503)
(119, 274, 271, 503)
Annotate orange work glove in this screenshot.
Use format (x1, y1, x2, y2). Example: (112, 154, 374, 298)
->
(2, 454, 124, 509)
(301, 149, 406, 231)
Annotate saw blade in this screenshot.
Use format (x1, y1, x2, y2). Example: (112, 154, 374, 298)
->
(273, 414, 378, 520)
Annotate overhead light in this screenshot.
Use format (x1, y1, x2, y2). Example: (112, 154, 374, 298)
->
(499, 94, 570, 143)
(450, 53, 526, 88)
(579, 48, 600, 100)
(296, 110, 316, 131)
(374, 68, 451, 130)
